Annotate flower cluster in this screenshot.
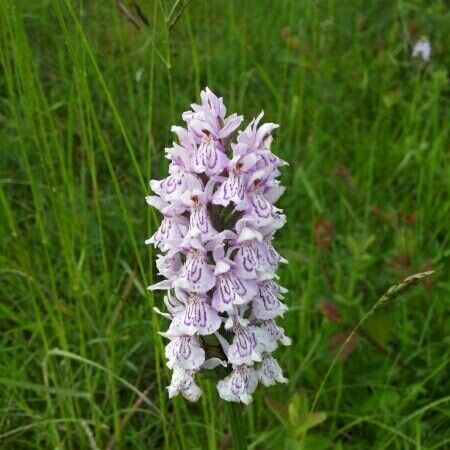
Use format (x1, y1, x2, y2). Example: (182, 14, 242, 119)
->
(146, 88, 291, 404)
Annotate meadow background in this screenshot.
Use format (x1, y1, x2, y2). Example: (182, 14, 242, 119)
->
(1, 0, 449, 449)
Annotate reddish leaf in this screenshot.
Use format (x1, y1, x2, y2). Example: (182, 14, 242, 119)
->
(331, 164, 351, 183)
(312, 218, 335, 252)
(317, 301, 342, 323)
(388, 253, 412, 270)
(404, 212, 417, 227)
(370, 205, 397, 228)
(328, 331, 360, 362)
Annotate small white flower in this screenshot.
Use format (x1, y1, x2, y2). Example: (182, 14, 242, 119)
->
(135, 68, 144, 82)
(412, 37, 431, 62)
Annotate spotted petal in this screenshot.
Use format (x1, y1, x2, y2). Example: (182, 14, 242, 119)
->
(252, 281, 288, 320)
(146, 216, 188, 251)
(217, 365, 258, 405)
(165, 336, 205, 370)
(257, 354, 288, 386)
(259, 319, 292, 352)
(180, 294, 221, 336)
(177, 252, 216, 293)
(233, 241, 262, 280)
(191, 135, 229, 176)
(227, 325, 267, 365)
(155, 253, 182, 279)
(167, 367, 202, 402)
(150, 171, 203, 201)
(212, 271, 257, 312)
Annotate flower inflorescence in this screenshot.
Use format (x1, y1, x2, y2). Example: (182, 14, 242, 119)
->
(146, 88, 291, 404)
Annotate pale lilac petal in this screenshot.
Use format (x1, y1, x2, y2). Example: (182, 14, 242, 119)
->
(155, 253, 182, 279)
(146, 216, 188, 251)
(176, 251, 216, 293)
(257, 320, 287, 352)
(153, 306, 172, 319)
(217, 365, 258, 404)
(252, 281, 288, 320)
(150, 172, 203, 201)
(263, 185, 285, 204)
(212, 272, 257, 312)
(148, 279, 174, 291)
(233, 241, 261, 279)
(191, 135, 229, 175)
(165, 336, 205, 370)
(145, 195, 167, 212)
(167, 367, 202, 402)
(255, 150, 288, 170)
(188, 204, 217, 240)
(164, 293, 186, 315)
(212, 173, 246, 207)
(227, 325, 267, 365)
(180, 294, 221, 336)
(171, 125, 198, 150)
(255, 122, 279, 149)
(257, 354, 288, 386)
(218, 113, 244, 138)
(199, 87, 226, 118)
(257, 238, 287, 274)
(201, 357, 227, 369)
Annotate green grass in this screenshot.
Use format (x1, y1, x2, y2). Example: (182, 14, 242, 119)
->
(0, 0, 449, 449)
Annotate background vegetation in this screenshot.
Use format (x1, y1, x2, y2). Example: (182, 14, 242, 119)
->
(0, 0, 449, 448)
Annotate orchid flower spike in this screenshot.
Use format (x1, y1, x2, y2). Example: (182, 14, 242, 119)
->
(147, 88, 290, 403)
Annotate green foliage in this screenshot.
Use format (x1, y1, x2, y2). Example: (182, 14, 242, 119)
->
(0, 0, 449, 449)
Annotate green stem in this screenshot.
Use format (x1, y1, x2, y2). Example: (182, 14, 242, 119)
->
(226, 402, 248, 450)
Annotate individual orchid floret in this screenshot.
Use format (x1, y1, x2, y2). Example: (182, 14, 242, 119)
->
(145, 215, 188, 252)
(181, 180, 218, 241)
(168, 367, 202, 402)
(252, 280, 288, 320)
(257, 353, 288, 386)
(150, 170, 203, 202)
(175, 239, 216, 293)
(169, 290, 222, 337)
(165, 336, 205, 370)
(146, 88, 290, 403)
(242, 170, 285, 228)
(257, 233, 288, 274)
(212, 243, 257, 312)
(216, 319, 268, 366)
(259, 319, 292, 352)
(184, 88, 243, 140)
(191, 131, 230, 176)
(155, 252, 182, 280)
(217, 364, 259, 405)
(212, 153, 258, 208)
(236, 111, 278, 153)
(231, 226, 264, 280)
